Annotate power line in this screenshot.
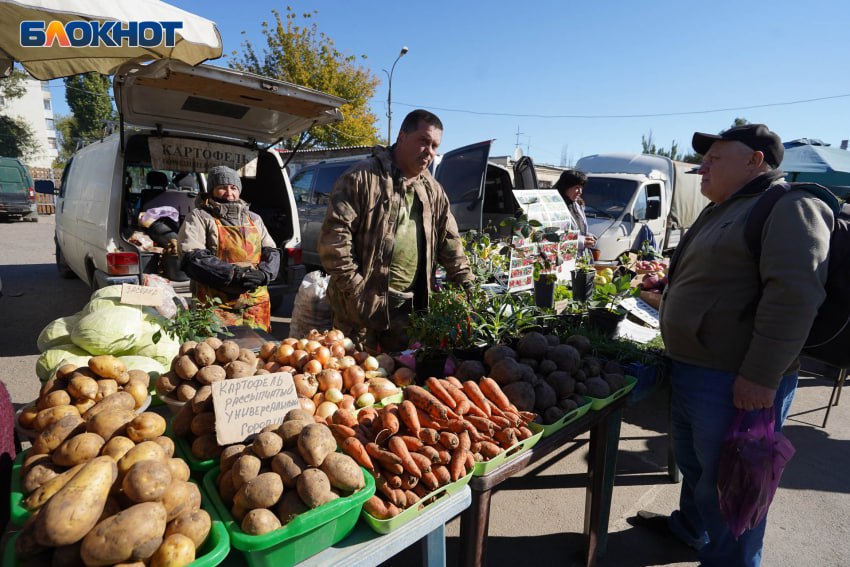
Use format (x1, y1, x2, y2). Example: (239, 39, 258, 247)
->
(395, 93, 850, 120)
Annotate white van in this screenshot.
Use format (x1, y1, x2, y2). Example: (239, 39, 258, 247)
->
(55, 59, 345, 307)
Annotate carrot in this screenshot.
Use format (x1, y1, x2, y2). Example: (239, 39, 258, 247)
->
(502, 410, 522, 428)
(486, 400, 510, 419)
(415, 408, 443, 429)
(332, 407, 358, 428)
(413, 484, 430, 498)
(398, 400, 421, 434)
(465, 450, 476, 472)
(433, 464, 452, 486)
(444, 382, 471, 404)
(388, 436, 423, 477)
(446, 419, 484, 443)
(517, 426, 534, 440)
(489, 415, 512, 429)
(425, 377, 457, 409)
(465, 415, 496, 437)
(366, 442, 404, 474)
(434, 446, 452, 465)
(364, 495, 391, 519)
(464, 402, 490, 419)
(396, 434, 423, 451)
(439, 431, 459, 449)
(454, 399, 472, 416)
(416, 445, 441, 464)
(383, 471, 402, 489)
(445, 376, 463, 389)
(404, 489, 420, 507)
(458, 430, 472, 452)
(418, 427, 440, 446)
(327, 423, 356, 444)
(461, 381, 491, 417)
(386, 502, 402, 517)
(478, 441, 502, 459)
(517, 411, 537, 425)
(408, 451, 433, 475)
(379, 405, 401, 436)
(357, 407, 379, 428)
(375, 476, 405, 507)
(340, 437, 375, 472)
(494, 428, 517, 449)
(419, 471, 440, 491)
(400, 474, 419, 491)
(405, 385, 450, 421)
(479, 377, 513, 412)
(449, 447, 468, 481)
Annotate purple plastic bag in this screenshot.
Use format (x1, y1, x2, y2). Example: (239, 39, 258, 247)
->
(717, 408, 796, 538)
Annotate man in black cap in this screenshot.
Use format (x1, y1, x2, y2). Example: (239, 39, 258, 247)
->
(631, 124, 833, 566)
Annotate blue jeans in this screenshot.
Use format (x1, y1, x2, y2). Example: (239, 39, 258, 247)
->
(668, 360, 797, 567)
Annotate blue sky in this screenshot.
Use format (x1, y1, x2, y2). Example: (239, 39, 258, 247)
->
(50, 0, 850, 166)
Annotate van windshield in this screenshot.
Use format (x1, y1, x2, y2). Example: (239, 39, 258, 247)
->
(581, 178, 638, 219)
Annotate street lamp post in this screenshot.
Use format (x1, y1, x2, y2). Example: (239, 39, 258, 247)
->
(384, 46, 409, 144)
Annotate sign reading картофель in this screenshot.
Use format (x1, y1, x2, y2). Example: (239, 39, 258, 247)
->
(149, 137, 257, 173)
(211, 372, 300, 445)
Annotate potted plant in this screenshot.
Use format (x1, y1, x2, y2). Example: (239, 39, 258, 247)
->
(571, 250, 596, 302)
(499, 213, 562, 309)
(586, 273, 640, 337)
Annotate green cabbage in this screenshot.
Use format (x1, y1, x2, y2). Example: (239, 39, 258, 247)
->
(117, 355, 166, 379)
(132, 335, 181, 368)
(36, 344, 91, 381)
(36, 314, 80, 353)
(91, 285, 124, 300)
(79, 297, 122, 317)
(70, 305, 158, 355)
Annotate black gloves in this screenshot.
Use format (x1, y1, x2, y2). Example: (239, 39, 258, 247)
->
(239, 268, 268, 290)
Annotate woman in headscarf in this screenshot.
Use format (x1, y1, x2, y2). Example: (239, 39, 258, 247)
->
(554, 169, 597, 252)
(177, 165, 280, 331)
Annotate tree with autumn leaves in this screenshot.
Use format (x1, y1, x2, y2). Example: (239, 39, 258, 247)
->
(230, 7, 382, 150)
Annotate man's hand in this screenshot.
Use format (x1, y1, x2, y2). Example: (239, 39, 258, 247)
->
(733, 374, 776, 410)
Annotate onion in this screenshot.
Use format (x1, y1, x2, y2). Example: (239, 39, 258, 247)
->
(365, 368, 388, 379)
(290, 349, 309, 370)
(315, 401, 338, 420)
(263, 361, 283, 373)
(293, 373, 319, 398)
(282, 337, 299, 347)
(342, 338, 356, 354)
(343, 365, 366, 391)
(259, 341, 277, 361)
(338, 355, 357, 370)
(299, 397, 316, 415)
(297, 338, 309, 350)
(280, 365, 296, 374)
(324, 387, 344, 404)
(313, 346, 331, 367)
(312, 392, 325, 405)
(349, 382, 369, 398)
(307, 329, 323, 341)
(317, 369, 343, 392)
(323, 357, 341, 370)
(362, 356, 380, 372)
(353, 351, 370, 365)
(339, 394, 355, 410)
(302, 359, 323, 376)
(305, 340, 322, 354)
(355, 392, 376, 408)
(391, 366, 416, 387)
(330, 343, 346, 359)
(274, 343, 295, 365)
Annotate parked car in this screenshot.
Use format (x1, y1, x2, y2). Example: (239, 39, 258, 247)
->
(55, 59, 345, 308)
(295, 140, 539, 269)
(0, 156, 38, 222)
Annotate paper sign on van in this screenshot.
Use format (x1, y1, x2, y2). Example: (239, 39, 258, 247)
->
(149, 137, 257, 173)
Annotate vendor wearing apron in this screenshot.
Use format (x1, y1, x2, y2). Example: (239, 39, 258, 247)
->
(177, 165, 280, 332)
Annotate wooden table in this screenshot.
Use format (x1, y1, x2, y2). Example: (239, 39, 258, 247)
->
(458, 396, 628, 567)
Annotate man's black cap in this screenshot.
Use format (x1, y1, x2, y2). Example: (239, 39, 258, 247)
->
(692, 124, 784, 168)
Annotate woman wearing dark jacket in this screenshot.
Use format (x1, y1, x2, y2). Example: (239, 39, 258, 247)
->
(554, 169, 597, 251)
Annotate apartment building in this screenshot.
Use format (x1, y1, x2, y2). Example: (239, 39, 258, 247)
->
(0, 75, 58, 170)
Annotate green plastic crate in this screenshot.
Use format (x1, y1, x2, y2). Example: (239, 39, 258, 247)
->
(202, 465, 375, 567)
(472, 423, 544, 476)
(361, 466, 473, 534)
(9, 449, 29, 527)
(587, 375, 638, 410)
(173, 429, 217, 476)
(537, 396, 593, 438)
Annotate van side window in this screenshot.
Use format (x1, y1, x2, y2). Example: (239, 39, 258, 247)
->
(58, 158, 74, 198)
(291, 169, 314, 204)
(633, 186, 648, 220)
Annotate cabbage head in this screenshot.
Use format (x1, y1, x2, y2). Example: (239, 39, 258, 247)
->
(71, 305, 156, 355)
(90, 285, 124, 300)
(117, 355, 166, 379)
(131, 334, 181, 369)
(36, 343, 91, 381)
(79, 297, 122, 317)
(36, 314, 80, 353)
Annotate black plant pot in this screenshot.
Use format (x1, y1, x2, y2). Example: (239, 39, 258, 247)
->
(533, 278, 556, 309)
(451, 344, 487, 363)
(571, 270, 595, 302)
(415, 350, 448, 383)
(587, 308, 626, 337)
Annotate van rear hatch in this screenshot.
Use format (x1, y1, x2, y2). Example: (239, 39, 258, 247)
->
(0, 164, 33, 214)
(113, 59, 346, 143)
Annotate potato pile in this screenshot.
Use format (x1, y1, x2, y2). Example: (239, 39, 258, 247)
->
(14, 360, 211, 566)
(456, 332, 627, 425)
(214, 408, 367, 536)
(343, 379, 535, 520)
(18, 355, 150, 438)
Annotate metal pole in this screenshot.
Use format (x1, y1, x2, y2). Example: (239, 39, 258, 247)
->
(385, 46, 409, 144)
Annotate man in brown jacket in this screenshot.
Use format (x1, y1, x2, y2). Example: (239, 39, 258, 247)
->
(318, 109, 473, 352)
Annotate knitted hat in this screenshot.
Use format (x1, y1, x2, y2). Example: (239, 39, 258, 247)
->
(207, 165, 241, 191)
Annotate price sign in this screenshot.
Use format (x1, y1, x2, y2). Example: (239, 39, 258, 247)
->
(120, 283, 164, 306)
(211, 372, 300, 445)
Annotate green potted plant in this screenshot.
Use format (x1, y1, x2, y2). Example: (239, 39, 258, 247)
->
(586, 273, 640, 336)
(407, 284, 477, 378)
(571, 250, 596, 302)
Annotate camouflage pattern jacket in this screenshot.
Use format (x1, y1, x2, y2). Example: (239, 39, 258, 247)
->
(318, 146, 473, 333)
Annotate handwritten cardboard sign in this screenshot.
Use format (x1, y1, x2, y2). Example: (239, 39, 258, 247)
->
(120, 283, 165, 306)
(211, 372, 300, 445)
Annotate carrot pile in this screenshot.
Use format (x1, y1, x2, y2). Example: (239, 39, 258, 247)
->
(325, 376, 536, 520)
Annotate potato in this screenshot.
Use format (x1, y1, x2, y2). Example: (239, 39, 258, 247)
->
(239, 471, 283, 509)
(87, 408, 136, 441)
(190, 412, 216, 437)
(236, 348, 257, 367)
(150, 533, 195, 567)
(155, 373, 181, 397)
(241, 508, 281, 535)
(52, 432, 106, 467)
(74, 398, 97, 415)
(21, 460, 62, 495)
(224, 360, 254, 379)
(203, 336, 223, 350)
(320, 452, 365, 493)
(192, 342, 216, 368)
(191, 385, 213, 414)
(194, 365, 225, 386)
(127, 368, 152, 388)
(160, 480, 201, 521)
(297, 423, 337, 467)
(215, 341, 239, 364)
(33, 456, 117, 547)
(252, 431, 283, 459)
(83, 391, 135, 421)
(33, 413, 85, 454)
(18, 404, 39, 430)
(171, 402, 194, 437)
(15, 522, 49, 557)
(165, 509, 211, 549)
(126, 412, 167, 443)
(271, 451, 307, 488)
(218, 444, 245, 473)
(88, 355, 127, 380)
(191, 433, 222, 461)
(276, 490, 309, 525)
(153, 435, 175, 458)
(178, 341, 198, 356)
(296, 468, 335, 508)
(176, 380, 202, 403)
(42, 389, 72, 409)
(68, 375, 99, 400)
(232, 453, 262, 490)
(174, 355, 199, 381)
(101, 435, 136, 461)
(118, 441, 167, 476)
(80, 502, 168, 565)
(34, 404, 80, 432)
(123, 378, 149, 409)
(123, 460, 173, 503)
(217, 469, 237, 506)
(277, 419, 310, 449)
(166, 457, 191, 482)
(95, 379, 119, 402)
